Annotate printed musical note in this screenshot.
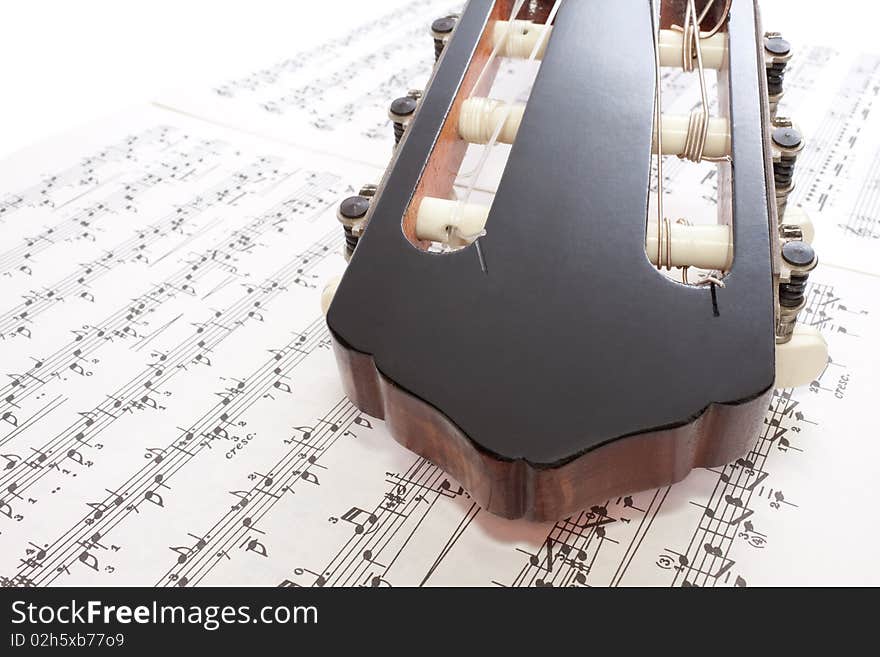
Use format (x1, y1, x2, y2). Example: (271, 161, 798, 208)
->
(340, 507, 378, 535)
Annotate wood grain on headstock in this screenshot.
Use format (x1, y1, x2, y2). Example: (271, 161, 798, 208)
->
(513, 0, 557, 23)
(332, 338, 769, 520)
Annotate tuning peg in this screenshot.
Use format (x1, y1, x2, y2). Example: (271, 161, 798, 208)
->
(336, 185, 376, 261)
(431, 15, 458, 62)
(774, 239, 826, 389)
(776, 239, 818, 342)
(764, 33, 792, 118)
(389, 91, 422, 146)
(771, 118, 804, 218)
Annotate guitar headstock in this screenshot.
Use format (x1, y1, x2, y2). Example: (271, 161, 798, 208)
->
(322, 0, 827, 520)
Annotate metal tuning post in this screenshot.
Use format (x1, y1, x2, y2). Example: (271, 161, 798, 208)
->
(766, 38, 827, 389)
(774, 230, 826, 389)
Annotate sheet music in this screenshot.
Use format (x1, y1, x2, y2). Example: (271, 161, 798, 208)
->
(2, 2, 880, 587)
(157, 0, 457, 168)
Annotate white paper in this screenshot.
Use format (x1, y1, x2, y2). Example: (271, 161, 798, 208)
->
(157, 0, 457, 168)
(1, 1, 879, 587)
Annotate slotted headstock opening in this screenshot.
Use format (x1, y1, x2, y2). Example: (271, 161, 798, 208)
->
(396, 0, 747, 292)
(401, 0, 557, 251)
(648, 0, 735, 287)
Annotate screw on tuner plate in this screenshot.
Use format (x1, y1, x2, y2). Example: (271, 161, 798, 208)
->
(764, 32, 792, 117)
(430, 15, 459, 62)
(389, 90, 422, 146)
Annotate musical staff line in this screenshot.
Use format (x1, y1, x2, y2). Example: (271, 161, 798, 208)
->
(8, 317, 332, 586)
(0, 230, 341, 526)
(670, 282, 842, 587)
(158, 388, 354, 587)
(0, 126, 177, 220)
(0, 172, 339, 424)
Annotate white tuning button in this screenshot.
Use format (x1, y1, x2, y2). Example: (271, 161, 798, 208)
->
(321, 275, 342, 315)
(459, 97, 730, 158)
(492, 21, 727, 70)
(781, 206, 815, 244)
(416, 196, 734, 270)
(775, 325, 828, 389)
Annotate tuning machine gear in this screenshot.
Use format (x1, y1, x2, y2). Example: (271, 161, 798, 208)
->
(776, 238, 817, 343)
(764, 32, 792, 117)
(336, 184, 376, 261)
(323, 19, 442, 317)
(388, 90, 422, 146)
(769, 106, 824, 389)
(774, 227, 827, 389)
(771, 117, 804, 218)
(324, 184, 377, 315)
(430, 15, 459, 62)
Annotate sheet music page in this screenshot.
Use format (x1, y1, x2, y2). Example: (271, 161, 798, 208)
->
(157, 0, 457, 168)
(1, 1, 879, 587)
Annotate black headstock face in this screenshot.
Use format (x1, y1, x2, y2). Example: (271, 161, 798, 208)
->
(325, 0, 823, 520)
